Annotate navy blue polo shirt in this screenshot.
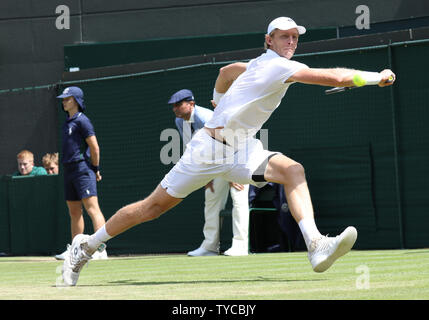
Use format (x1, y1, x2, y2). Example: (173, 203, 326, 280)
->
(62, 112, 95, 164)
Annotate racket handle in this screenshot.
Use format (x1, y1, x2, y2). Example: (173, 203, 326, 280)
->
(325, 86, 352, 95)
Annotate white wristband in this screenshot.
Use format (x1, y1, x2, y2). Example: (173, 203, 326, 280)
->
(213, 89, 224, 105)
(353, 72, 382, 86)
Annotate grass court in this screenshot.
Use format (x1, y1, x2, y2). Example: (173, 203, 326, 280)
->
(0, 249, 428, 300)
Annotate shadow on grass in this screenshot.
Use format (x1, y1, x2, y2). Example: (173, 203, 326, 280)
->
(73, 277, 327, 287)
(402, 250, 429, 255)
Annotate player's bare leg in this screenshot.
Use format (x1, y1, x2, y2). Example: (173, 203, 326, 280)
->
(263, 154, 314, 223)
(105, 184, 183, 237)
(62, 185, 182, 286)
(264, 154, 357, 272)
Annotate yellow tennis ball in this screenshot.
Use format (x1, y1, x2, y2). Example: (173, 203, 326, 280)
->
(353, 74, 367, 87)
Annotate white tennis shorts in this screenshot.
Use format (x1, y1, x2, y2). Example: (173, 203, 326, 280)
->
(160, 128, 280, 198)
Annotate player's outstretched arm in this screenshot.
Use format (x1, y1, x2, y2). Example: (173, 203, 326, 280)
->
(288, 67, 395, 88)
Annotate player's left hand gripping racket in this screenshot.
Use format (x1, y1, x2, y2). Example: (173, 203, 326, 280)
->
(325, 76, 394, 95)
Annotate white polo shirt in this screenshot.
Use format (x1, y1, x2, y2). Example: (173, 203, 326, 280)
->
(205, 49, 308, 149)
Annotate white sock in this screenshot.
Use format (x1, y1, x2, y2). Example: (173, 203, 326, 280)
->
(87, 225, 112, 250)
(298, 217, 322, 250)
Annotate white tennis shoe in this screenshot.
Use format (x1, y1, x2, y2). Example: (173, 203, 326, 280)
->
(187, 247, 218, 256)
(56, 243, 108, 261)
(62, 234, 98, 286)
(308, 226, 357, 273)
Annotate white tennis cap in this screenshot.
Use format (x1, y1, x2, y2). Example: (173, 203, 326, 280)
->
(267, 17, 306, 35)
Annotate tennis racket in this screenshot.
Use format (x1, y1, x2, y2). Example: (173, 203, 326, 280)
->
(325, 77, 394, 95)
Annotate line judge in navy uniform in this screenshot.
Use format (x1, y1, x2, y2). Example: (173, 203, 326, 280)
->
(168, 89, 250, 256)
(54, 86, 108, 260)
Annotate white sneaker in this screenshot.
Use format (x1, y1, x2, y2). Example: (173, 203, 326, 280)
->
(187, 247, 218, 256)
(54, 244, 70, 260)
(92, 248, 108, 260)
(62, 234, 99, 286)
(308, 226, 357, 273)
(223, 247, 248, 256)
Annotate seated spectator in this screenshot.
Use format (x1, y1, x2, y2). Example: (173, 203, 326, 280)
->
(42, 152, 59, 175)
(249, 183, 305, 252)
(12, 150, 47, 176)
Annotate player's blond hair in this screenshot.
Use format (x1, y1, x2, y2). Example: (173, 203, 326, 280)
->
(264, 30, 276, 50)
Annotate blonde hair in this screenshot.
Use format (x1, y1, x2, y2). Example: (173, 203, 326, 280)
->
(42, 152, 59, 167)
(17, 150, 34, 161)
(264, 30, 276, 50)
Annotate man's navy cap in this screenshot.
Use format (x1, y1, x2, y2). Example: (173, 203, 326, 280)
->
(57, 86, 86, 111)
(168, 89, 194, 104)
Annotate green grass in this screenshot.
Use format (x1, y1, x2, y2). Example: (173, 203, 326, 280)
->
(0, 249, 429, 300)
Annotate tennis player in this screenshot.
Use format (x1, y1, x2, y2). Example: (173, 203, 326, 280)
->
(62, 17, 395, 286)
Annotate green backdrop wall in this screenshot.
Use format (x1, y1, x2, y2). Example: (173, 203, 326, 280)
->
(63, 28, 337, 70)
